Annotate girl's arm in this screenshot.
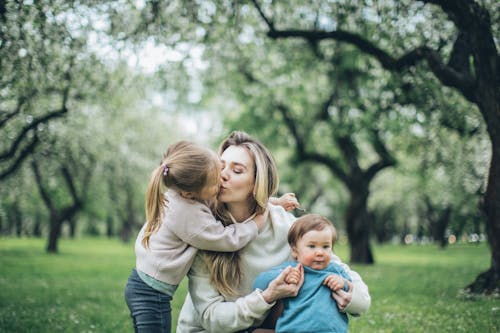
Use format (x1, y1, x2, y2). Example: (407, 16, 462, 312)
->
(269, 193, 300, 212)
(172, 204, 259, 252)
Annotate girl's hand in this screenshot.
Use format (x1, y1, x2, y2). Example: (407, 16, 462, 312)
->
(261, 264, 304, 303)
(323, 274, 345, 291)
(270, 193, 300, 212)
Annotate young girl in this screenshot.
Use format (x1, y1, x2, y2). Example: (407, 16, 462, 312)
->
(125, 141, 268, 333)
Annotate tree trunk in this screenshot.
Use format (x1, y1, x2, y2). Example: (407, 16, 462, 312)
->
(13, 202, 22, 237)
(120, 190, 137, 242)
(467, 134, 500, 293)
(33, 212, 42, 237)
(427, 203, 451, 248)
(46, 215, 62, 253)
(345, 188, 374, 263)
(67, 216, 76, 238)
(106, 215, 114, 238)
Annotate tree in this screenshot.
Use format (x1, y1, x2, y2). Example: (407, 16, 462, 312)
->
(0, 1, 90, 179)
(227, 47, 397, 263)
(31, 151, 94, 253)
(249, 0, 498, 292)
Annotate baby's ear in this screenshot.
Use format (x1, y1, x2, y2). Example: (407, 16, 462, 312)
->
(290, 246, 298, 259)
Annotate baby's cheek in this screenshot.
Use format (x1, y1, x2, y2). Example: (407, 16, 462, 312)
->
(300, 253, 316, 266)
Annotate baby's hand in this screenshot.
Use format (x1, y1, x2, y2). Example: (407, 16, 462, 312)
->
(323, 274, 345, 291)
(284, 266, 301, 285)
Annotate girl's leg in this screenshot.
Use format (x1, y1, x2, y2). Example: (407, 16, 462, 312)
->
(125, 269, 172, 333)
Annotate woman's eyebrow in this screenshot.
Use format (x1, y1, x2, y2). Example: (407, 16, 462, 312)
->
(230, 161, 248, 170)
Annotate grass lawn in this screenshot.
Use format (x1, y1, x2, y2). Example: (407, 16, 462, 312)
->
(0, 237, 498, 332)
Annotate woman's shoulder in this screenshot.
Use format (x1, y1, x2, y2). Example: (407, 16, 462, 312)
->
(268, 204, 296, 226)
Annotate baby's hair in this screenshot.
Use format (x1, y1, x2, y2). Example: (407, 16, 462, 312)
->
(288, 214, 338, 247)
(142, 141, 220, 248)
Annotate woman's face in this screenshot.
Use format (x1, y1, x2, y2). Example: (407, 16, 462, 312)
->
(218, 145, 255, 205)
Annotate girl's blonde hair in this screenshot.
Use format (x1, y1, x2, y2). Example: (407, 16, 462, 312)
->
(204, 131, 279, 296)
(142, 141, 220, 248)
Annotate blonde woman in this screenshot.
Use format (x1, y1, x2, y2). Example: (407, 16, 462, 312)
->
(177, 131, 370, 333)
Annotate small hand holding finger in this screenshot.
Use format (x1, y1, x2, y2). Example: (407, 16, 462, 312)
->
(285, 267, 301, 284)
(263, 265, 303, 303)
(331, 280, 353, 311)
(296, 263, 305, 289)
(323, 274, 344, 291)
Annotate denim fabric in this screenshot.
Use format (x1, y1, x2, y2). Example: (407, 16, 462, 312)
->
(125, 269, 173, 333)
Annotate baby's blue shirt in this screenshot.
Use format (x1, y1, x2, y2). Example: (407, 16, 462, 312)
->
(253, 261, 351, 333)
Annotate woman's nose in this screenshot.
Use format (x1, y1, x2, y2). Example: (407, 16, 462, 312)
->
(221, 167, 229, 180)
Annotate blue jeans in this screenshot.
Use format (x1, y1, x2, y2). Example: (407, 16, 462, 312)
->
(125, 269, 173, 333)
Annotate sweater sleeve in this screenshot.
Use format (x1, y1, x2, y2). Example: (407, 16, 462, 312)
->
(187, 255, 275, 332)
(330, 253, 371, 315)
(171, 204, 259, 252)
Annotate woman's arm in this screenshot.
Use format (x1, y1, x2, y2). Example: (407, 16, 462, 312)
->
(185, 255, 302, 332)
(330, 253, 371, 315)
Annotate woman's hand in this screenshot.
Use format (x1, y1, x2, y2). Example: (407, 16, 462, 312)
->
(261, 264, 304, 304)
(331, 280, 353, 311)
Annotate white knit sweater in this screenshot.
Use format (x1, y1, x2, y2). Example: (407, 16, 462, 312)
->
(176, 204, 371, 333)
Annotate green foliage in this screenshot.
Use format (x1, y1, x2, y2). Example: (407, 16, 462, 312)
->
(0, 238, 496, 332)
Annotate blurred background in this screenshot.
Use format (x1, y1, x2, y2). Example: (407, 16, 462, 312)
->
(1, 2, 499, 330)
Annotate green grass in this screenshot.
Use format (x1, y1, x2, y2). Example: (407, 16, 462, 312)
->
(0, 238, 498, 332)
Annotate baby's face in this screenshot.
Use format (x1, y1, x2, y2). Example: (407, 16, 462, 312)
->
(291, 228, 333, 270)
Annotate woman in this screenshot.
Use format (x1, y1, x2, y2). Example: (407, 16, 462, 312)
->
(177, 131, 371, 333)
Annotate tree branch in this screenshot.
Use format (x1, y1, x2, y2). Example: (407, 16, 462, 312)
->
(365, 129, 397, 181)
(61, 165, 81, 207)
(250, 1, 478, 102)
(276, 103, 349, 182)
(31, 160, 55, 212)
(316, 91, 336, 121)
(0, 135, 40, 180)
(251, 0, 275, 30)
(0, 105, 67, 161)
(0, 68, 72, 179)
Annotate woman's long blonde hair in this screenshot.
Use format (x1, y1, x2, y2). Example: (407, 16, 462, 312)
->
(204, 131, 279, 296)
(142, 141, 220, 248)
